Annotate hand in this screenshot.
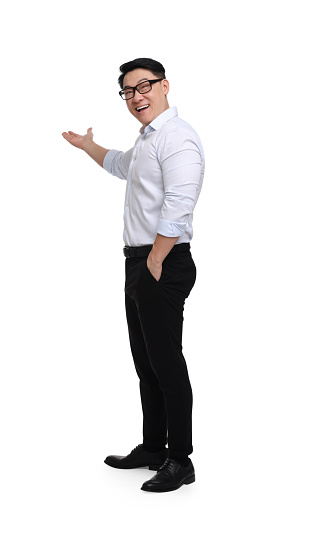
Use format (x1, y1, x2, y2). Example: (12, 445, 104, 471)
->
(147, 254, 162, 282)
(61, 127, 94, 151)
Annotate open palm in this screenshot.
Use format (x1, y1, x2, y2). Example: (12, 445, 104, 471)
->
(62, 127, 93, 150)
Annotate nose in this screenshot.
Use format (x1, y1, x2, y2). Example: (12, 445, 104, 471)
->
(132, 89, 144, 103)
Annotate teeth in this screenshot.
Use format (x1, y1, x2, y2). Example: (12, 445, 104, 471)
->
(136, 105, 149, 111)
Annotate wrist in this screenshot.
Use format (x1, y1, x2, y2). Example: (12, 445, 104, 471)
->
(148, 250, 163, 266)
(83, 138, 95, 153)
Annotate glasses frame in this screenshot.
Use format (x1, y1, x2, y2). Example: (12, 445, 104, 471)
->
(119, 78, 164, 100)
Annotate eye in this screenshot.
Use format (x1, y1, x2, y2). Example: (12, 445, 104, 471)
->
(124, 89, 134, 98)
(138, 81, 151, 93)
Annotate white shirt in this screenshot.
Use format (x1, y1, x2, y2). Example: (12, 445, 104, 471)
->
(103, 106, 204, 247)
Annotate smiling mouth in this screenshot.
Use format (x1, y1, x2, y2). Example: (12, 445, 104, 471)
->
(136, 105, 150, 112)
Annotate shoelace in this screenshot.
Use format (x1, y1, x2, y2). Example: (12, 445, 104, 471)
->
(131, 444, 143, 454)
(157, 459, 175, 477)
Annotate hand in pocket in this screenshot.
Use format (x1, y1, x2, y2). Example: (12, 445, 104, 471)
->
(146, 256, 162, 282)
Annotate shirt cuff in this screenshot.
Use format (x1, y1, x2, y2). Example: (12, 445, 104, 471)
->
(103, 149, 122, 173)
(157, 218, 187, 237)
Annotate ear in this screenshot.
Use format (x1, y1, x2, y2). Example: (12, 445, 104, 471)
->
(162, 79, 169, 96)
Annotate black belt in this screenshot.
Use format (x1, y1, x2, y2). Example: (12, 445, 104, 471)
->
(123, 243, 190, 258)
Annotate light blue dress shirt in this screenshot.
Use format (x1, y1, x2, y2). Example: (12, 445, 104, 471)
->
(103, 106, 204, 247)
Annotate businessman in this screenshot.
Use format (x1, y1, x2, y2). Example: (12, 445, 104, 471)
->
(62, 58, 204, 492)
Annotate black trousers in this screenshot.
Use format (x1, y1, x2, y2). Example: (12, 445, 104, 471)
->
(124, 245, 196, 457)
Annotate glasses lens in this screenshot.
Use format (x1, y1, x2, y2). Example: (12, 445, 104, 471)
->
(121, 89, 134, 100)
(137, 81, 151, 94)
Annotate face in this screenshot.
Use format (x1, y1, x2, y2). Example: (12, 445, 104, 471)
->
(122, 68, 169, 127)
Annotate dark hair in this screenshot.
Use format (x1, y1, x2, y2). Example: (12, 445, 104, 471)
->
(118, 58, 166, 89)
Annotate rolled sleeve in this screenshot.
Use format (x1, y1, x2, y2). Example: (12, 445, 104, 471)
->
(103, 148, 134, 180)
(157, 130, 203, 237)
(157, 218, 187, 236)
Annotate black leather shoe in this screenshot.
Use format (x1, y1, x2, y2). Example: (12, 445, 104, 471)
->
(104, 444, 167, 470)
(140, 458, 195, 492)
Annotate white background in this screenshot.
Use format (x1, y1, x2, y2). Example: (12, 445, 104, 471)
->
(1, 1, 316, 540)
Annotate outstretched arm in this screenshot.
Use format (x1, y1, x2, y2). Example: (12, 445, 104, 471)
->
(62, 127, 110, 168)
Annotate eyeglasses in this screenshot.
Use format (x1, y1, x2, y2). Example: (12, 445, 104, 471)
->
(119, 78, 164, 100)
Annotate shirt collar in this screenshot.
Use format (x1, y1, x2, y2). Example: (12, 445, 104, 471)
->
(140, 106, 178, 135)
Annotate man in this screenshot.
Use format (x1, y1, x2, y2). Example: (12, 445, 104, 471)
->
(62, 58, 204, 492)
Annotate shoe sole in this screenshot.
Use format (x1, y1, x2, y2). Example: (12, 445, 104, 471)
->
(141, 474, 196, 492)
(104, 461, 162, 471)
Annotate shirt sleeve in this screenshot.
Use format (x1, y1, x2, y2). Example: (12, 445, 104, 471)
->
(103, 147, 134, 180)
(157, 129, 204, 237)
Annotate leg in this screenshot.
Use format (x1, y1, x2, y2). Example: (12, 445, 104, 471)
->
(125, 292, 167, 450)
(134, 251, 196, 457)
